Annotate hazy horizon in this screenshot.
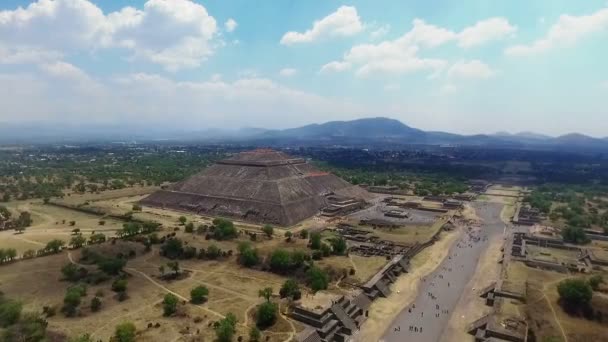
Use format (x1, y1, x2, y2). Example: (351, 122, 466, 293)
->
(1, 0, 607, 136)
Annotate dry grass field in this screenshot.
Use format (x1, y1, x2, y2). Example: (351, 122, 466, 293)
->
(0, 188, 457, 341)
(1, 200, 125, 255)
(507, 261, 608, 342)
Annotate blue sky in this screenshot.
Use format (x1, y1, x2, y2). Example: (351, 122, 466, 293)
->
(0, 0, 607, 136)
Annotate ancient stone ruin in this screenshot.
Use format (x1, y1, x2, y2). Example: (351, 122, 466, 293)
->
(141, 149, 370, 226)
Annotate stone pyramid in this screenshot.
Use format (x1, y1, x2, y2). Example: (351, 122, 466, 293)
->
(141, 149, 369, 226)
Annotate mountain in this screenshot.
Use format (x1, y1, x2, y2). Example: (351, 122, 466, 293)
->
(248, 117, 608, 151)
(262, 117, 425, 139)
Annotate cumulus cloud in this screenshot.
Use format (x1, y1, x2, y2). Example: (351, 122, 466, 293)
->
(319, 61, 352, 73)
(457, 17, 517, 48)
(224, 18, 237, 32)
(506, 7, 608, 56)
(447, 60, 496, 80)
(0, 0, 219, 71)
(280, 6, 363, 45)
(323, 17, 515, 77)
(370, 24, 390, 39)
(279, 68, 297, 77)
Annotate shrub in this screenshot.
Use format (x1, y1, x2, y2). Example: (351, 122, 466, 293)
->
(215, 313, 237, 342)
(279, 279, 301, 300)
(561, 226, 590, 244)
(255, 301, 277, 329)
(237, 242, 260, 267)
(91, 297, 102, 312)
(307, 267, 329, 293)
(190, 286, 209, 304)
(309, 232, 321, 250)
(114, 322, 136, 342)
(557, 278, 593, 311)
(162, 293, 179, 316)
(111, 279, 128, 293)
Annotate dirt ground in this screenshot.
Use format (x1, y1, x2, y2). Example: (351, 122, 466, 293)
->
(353, 226, 461, 342)
(0, 240, 301, 342)
(439, 233, 505, 342)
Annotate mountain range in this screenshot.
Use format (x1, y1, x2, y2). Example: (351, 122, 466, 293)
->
(245, 117, 608, 151)
(0, 117, 606, 151)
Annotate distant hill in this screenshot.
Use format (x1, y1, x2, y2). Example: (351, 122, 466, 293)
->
(262, 117, 425, 139)
(248, 117, 608, 151)
(0, 117, 606, 151)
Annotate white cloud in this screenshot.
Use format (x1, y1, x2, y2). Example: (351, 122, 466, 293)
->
(224, 18, 237, 32)
(324, 17, 515, 77)
(0, 46, 62, 64)
(447, 60, 495, 80)
(280, 6, 363, 45)
(370, 24, 390, 39)
(0, 0, 219, 71)
(506, 7, 608, 56)
(0, 69, 368, 128)
(320, 61, 352, 73)
(457, 17, 517, 48)
(279, 68, 297, 77)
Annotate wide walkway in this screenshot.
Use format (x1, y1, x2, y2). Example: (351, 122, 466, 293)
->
(381, 202, 505, 342)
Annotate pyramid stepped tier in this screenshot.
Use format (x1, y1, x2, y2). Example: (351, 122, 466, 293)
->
(141, 149, 371, 226)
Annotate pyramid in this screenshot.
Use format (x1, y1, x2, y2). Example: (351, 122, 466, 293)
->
(141, 149, 370, 226)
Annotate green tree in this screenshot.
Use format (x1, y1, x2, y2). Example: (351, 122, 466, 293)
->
(44, 239, 65, 254)
(299, 229, 308, 239)
(160, 238, 184, 259)
(307, 267, 329, 293)
(113, 322, 136, 342)
(167, 261, 180, 276)
(62, 288, 83, 317)
(61, 263, 86, 282)
(98, 257, 127, 275)
(262, 225, 274, 238)
(256, 301, 278, 329)
(237, 242, 260, 267)
(557, 278, 593, 311)
(212, 218, 238, 240)
(162, 293, 179, 316)
(178, 216, 187, 225)
(190, 285, 209, 304)
(5, 248, 16, 262)
(112, 279, 128, 293)
(279, 279, 301, 300)
(269, 249, 292, 273)
(1, 312, 47, 342)
(309, 232, 322, 250)
(329, 237, 347, 255)
(132, 204, 142, 212)
(90, 297, 102, 312)
(284, 231, 293, 242)
(69, 234, 86, 249)
(258, 287, 273, 302)
(215, 313, 237, 342)
(0, 297, 23, 327)
(185, 222, 194, 233)
(561, 226, 590, 244)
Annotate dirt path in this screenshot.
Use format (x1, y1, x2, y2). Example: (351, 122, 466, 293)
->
(439, 233, 504, 342)
(379, 202, 505, 342)
(353, 226, 462, 342)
